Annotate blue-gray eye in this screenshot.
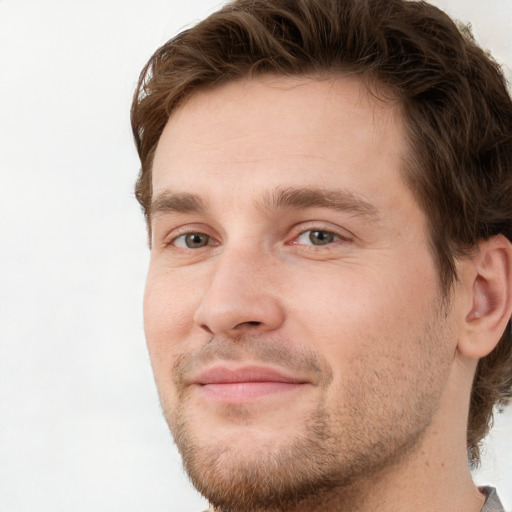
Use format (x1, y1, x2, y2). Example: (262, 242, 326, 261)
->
(297, 230, 339, 246)
(174, 233, 211, 248)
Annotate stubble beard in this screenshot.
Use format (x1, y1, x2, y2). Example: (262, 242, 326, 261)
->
(172, 401, 345, 512)
(160, 311, 451, 512)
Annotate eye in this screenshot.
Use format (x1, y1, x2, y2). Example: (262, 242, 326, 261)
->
(173, 232, 212, 249)
(296, 229, 340, 246)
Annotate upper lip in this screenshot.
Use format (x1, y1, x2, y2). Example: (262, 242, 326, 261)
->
(192, 365, 309, 385)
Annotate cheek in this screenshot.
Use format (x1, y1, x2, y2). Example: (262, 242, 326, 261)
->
(291, 266, 451, 425)
(286, 256, 440, 363)
(143, 268, 200, 374)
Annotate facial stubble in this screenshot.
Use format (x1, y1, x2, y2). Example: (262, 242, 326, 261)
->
(159, 312, 452, 512)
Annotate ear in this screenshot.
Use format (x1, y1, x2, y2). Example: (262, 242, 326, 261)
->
(457, 235, 512, 359)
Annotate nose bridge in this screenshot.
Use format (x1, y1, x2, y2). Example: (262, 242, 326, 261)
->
(193, 242, 285, 336)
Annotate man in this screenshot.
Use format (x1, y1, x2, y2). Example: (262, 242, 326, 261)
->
(131, 0, 512, 510)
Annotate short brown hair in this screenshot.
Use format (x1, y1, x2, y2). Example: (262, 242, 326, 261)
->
(131, 0, 512, 466)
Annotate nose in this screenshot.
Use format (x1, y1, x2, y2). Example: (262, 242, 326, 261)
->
(193, 246, 286, 338)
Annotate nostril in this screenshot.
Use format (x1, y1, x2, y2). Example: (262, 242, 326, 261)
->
(233, 321, 262, 329)
(200, 324, 214, 334)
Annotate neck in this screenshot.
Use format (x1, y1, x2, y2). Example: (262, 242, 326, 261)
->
(298, 429, 484, 512)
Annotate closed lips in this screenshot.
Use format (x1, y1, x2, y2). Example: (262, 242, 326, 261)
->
(191, 366, 310, 402)
(193, 366, 309, 385)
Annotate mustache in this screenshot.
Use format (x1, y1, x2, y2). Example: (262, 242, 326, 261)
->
(173, 335, 332, 388)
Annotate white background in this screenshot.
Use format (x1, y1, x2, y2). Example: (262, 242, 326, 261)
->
(0, 1, 511, 511)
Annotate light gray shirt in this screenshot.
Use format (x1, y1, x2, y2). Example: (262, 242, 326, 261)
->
(480, 487, 505, 512)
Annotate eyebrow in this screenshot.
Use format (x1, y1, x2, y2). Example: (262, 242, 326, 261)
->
(150, 191, 207, 218)
(261, 186, 379, 219)
(150, 186, 379, 220)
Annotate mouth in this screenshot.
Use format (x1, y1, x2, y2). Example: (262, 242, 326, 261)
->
(191, 365, 310, 403)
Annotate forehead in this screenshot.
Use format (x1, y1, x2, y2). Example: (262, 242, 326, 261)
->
(151, 75, 409, 211)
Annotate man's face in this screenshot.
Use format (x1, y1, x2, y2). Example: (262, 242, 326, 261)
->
(145, 76, 457, 511)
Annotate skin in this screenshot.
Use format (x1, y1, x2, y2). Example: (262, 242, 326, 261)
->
(143, 76, 501, 511)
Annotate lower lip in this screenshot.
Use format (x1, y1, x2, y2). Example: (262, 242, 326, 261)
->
(199, 382, 305, 402)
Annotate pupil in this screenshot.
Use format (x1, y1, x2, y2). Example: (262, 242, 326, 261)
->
(310, 230, 333, 245)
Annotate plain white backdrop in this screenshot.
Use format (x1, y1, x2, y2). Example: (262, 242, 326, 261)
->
(0, 1, 511, 511)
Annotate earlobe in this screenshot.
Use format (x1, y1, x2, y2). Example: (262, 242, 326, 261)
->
(459, 235, 512, 359)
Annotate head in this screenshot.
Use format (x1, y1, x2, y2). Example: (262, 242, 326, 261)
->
(132, 0, 512, 507)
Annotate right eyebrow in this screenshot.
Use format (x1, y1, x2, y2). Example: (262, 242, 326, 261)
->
(150, 191, 207, 218)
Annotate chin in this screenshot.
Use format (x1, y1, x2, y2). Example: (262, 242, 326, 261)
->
(172, 404, 346, 512)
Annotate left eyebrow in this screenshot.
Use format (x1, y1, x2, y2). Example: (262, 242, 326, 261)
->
(260, 186, 379, 219)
